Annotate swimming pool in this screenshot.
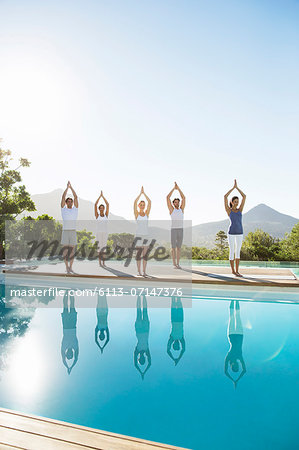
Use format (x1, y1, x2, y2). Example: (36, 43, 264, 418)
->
(1, 276, 299, 449)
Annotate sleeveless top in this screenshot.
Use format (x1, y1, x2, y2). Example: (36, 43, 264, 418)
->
(136, 214, 148, 236)
(228, 210, 243, 235)
(171, 208, 184, 229)
(96, 214, 108, 233)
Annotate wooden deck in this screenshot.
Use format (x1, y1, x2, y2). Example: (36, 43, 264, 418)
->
(2, 261, 299, 288)
(0, 408, 187, 450)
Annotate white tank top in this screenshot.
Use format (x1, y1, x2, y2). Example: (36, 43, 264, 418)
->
(96, 214, 108, 232)
(171, 208, 184, 229)
(136, 214, 148, 235)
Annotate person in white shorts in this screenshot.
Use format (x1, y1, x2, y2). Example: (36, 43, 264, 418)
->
(134, 186, 151, 277)
(166, 182, 186, 269)
(61, 181, 78, 274)
(94, 190, 109, 267)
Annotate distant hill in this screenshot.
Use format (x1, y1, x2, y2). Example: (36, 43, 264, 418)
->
(192, 204, 298, 247)
(21, 193, 298, 247)
(23, 189, 172, 240)
(21, 189, 134, 236)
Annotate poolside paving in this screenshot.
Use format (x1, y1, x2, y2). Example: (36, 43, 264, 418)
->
(3, 260, 299, 287)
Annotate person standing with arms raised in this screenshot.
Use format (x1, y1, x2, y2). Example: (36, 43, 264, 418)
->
(224, 179, 246, 276)
(167, 182, 186, 269)
(61, 181, 79, 274)
(134, 186, 151, 277)
(94, 190, 109, 267)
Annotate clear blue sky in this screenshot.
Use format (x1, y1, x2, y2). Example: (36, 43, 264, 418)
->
(0, 0, 298, 223)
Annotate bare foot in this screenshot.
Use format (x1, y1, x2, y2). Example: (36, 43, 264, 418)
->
(236, 272, 243, 277)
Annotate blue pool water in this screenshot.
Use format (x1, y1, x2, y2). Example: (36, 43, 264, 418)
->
(1, 279, 299, 449)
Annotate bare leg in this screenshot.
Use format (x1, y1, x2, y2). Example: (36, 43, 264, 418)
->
(235, 259, 242, 276)
(63, 248, 69, 271)
(172, 248, 177, 267)
(229, 259, 236, 275)
(143, 246, 148, 275)
(136, 248, 142, 275)
(63, 290, 69, 309)
(69, 246, 75, 271)
(176, 248, 181, 267)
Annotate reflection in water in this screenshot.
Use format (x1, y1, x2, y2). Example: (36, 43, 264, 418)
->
(134, 295, 151, 379)
(61, 290, 79, 374)
(95, 294, 110, 353)
(225, 300, 246, 388)
(167, 297, 185, 365)
(0, 285, 34, 373)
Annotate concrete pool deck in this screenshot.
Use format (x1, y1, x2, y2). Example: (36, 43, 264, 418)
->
(0, 408, 186, 449)
(3, 261, 299, 287)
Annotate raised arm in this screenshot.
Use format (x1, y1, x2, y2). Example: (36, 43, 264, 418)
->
(94, 194, 101, 219)
(102, 191, 110, 217)
(236, 182, 246, 212)
(134, 189, 142, 219)
(224, 180, 236, 215)
(167, 336, 175, 361)
(224, 354, 234, 381)
(143, 189, 151, 216)
(61, 182, 70, 208)
(69, 182, 78, 208)
(176, 183, 186, 212)
(236, 358, 246, 382)
(166, 184, 176, 214)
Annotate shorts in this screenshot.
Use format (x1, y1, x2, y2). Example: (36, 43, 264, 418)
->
(61, 229, 77, 246)
(171, 228, 183, 249)
(96, 232, 108, 251)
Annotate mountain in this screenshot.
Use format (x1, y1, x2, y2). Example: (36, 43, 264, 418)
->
(21, 193, 298, 247)
(192, 204, 298, 247)
(21, 189, 135, 236)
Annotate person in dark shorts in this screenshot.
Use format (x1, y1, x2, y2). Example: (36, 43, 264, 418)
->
(167, 296, 185, 365)
(166, 182, 186, 268)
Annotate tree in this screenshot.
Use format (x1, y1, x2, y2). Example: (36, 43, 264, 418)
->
(280, 222, 299, 261)
(0, 145, 36, 258)
(215, 230, 228, 258)
(241, 229, 280, 261)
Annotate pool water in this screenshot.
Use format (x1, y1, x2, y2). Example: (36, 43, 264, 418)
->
(1, 283, 299, 449)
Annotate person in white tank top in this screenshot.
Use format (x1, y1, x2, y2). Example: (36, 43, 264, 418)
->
(94, 190, 109, 267)
(60, 181, 79, 274)
(134, 186, 151, 277)
(166, 182, 186, 268)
